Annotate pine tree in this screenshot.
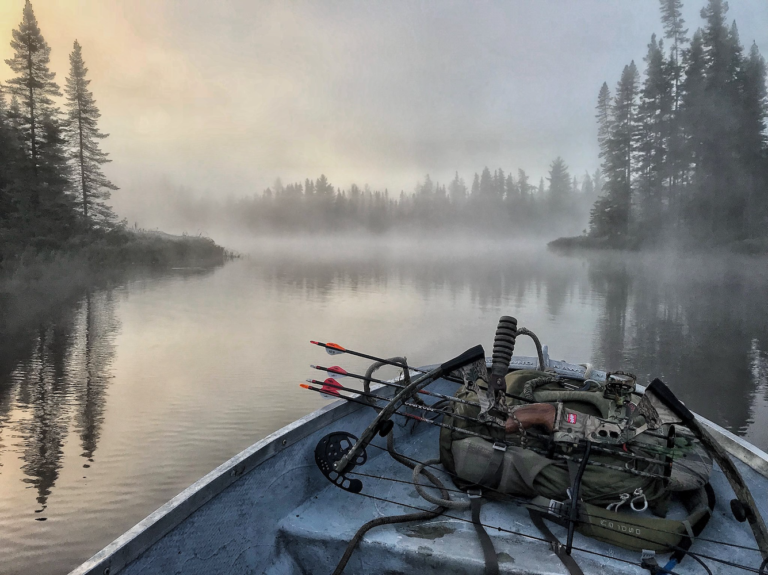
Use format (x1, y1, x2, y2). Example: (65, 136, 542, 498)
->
(517, 169, 530, 198)
(659, 0, 688, 208)
(604, 62, 639, 235)
(740, 43, 767, 235)
(471, 173, 480, 196)
(4, 0, 61, 179)
(547, 157, 571, 211)
(64, 40, 117, 228)
(479, 167, 493, 198)
(659, 0, 688, 111)
(592, 169, 604, 197)
(0, 82, 16, 233)
(448, 172, 467, 204)
(680, 30, 707, 199)
(596, 82, 612, 158)
(636, 35, 672, 225)
(698, 0, 742, 236)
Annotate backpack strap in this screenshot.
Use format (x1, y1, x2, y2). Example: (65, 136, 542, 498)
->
(468, 490, 499, 575)
(527, 509, 585, 575)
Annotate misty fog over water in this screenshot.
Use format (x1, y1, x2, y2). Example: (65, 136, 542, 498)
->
(1, 242, 767, 574)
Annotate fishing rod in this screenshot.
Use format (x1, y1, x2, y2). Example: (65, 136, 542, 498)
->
(301, 383, 668, 480)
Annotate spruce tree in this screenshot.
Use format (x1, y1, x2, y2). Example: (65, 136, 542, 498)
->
(4, 0, 61, 179)
(680, 30, 707, 196)
(517, 169, 530, 198)
(636, 35, 672, 224)
(0, 83, 14, 233)
(698, 0, 742, 236)
(64, 40, 117, 228)
(448, 172, 467, 204)
(607, 62, 639, 235)
(740, 43, 767, 235)
(479, 167, 493, 198)
(596, 82, 612, 158)
(659, 0, 688, 217)
(547, 157, 571, 211)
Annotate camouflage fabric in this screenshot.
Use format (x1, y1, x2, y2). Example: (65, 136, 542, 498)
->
(439, 370, 710, 506)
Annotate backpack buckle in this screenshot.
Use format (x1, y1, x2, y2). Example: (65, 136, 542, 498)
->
(467, 489, 483, 499)
(631, 488, 648, 512)
(606, 493, 630, 512)
(548, 499, 565, 517)
(492, 442, 507, 452)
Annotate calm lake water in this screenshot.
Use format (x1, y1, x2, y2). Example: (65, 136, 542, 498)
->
(1, 239, 767, 574)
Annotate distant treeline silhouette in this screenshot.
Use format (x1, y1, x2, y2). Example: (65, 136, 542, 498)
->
(174, 163, 600, 235)
(587, 0, 768, 247)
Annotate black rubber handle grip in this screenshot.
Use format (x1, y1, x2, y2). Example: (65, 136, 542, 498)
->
(491, 316, 517, 377)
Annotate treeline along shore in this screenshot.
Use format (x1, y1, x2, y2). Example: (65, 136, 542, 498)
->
(552, 0, 768, 253)
(0, 1, 228, 290)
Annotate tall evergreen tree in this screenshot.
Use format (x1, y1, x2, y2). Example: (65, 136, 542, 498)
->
(517, 169, 531, 198)
(606, 62, 639, 235)
(64, 40, 117, 228)
(448, 172, 467, 204)
(740, 43, 768, 234)
(4, 0, 61, 180)
(659, 0, 689, 217)
(680, 29, 707, 199)
(547, 157, 571, 210)
(471, 173, 480, 196)
(636, 35, 672, 224)
(596, 82, 612, 158)
(698, 0, 742, 235)
(479, 166, 493, 198)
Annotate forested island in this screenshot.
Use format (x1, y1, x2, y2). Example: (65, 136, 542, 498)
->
(0, 1, 227, 283)
(552, 0, 768, 253)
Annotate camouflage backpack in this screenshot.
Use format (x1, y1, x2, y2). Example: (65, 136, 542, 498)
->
(438, 369, 715, 553)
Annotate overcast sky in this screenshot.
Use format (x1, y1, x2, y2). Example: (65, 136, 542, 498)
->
(1, 0, 767, 207)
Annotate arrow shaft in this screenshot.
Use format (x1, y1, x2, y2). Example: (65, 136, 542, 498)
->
(311, 340, 466, 385)
(311, 365, 479, 407)
(302, 384, 667, 480)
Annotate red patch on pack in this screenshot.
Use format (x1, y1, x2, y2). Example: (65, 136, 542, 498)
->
(567, 413, 577, 424)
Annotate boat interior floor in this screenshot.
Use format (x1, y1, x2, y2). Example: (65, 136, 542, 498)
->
(276, 422, 767, 575)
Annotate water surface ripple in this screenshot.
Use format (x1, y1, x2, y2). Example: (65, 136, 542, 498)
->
(1, 243, 767, 574)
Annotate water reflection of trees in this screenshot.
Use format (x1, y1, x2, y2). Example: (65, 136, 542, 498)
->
(2, 290, 119, 510)
(588, 255, 768, 434)
(254, 248, 768, 436)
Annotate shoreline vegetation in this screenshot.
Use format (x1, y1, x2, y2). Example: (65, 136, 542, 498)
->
(0, 2, 230, 306)
(551, 0, 768, 253)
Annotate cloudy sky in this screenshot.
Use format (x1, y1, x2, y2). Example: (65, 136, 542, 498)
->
(1, 0, 767, 210)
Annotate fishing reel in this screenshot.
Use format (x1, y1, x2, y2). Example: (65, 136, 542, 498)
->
(314, 432, 367, 493)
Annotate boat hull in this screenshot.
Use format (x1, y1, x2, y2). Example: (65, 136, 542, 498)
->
(69, 360, 768, 575)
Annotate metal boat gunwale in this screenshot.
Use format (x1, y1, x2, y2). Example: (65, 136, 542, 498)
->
(68, 356, 768, 575)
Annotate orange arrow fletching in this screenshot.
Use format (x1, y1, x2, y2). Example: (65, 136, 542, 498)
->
(325, 343, 346, 356)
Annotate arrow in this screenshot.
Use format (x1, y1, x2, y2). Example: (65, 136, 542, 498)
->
(300, 383, 667, 480)
(309, 343, 534, 404)
(310, 340, 466, 384)
(310, 364, 479, 407)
